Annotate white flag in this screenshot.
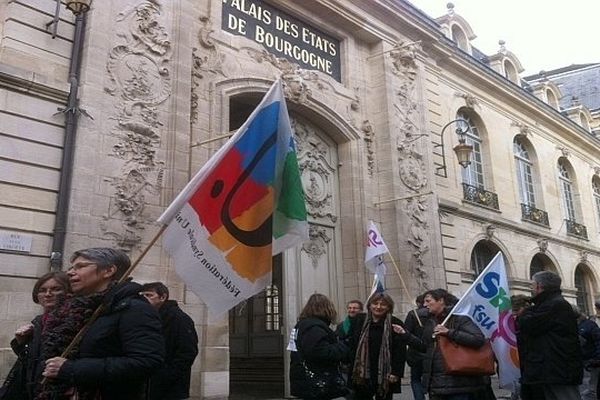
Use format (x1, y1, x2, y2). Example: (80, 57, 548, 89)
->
(364, 221, 389, 272)
(448, 252, 520, 389)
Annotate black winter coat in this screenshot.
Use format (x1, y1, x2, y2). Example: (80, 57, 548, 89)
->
(289, 317, 350, 397)
(516, 288, 583, 385)
(579, 317, 600, 363)
(3, 315, 43, 400)
(422, 312, 489, 396)
(404, 308, 428, 367)
(57, 282, 165, 400)
(348, 313, 425, 395)
(147, 300, 199, 400)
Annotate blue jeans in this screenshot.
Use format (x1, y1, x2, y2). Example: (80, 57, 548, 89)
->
(410, 362, 425, 400)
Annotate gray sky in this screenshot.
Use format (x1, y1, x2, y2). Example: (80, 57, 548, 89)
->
(407, 0, 600, 76)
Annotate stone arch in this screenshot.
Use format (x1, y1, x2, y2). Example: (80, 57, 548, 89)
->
(529, 252, 559, 278)
(465, 234, 515, 279)
(574, 262, 597, 315)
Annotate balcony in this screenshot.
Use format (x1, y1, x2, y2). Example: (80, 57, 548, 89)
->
(521, 203, 549, 227)
(565, 219, 588, 240)
(462, 183, 499, 210)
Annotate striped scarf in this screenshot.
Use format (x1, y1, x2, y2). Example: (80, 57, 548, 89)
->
(352, 312, 392, 397)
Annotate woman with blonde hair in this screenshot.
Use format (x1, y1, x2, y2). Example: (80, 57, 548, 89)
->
(289, 293, 350, 399)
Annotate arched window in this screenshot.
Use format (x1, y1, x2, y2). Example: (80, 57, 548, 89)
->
(457, 112, 484, 188)
(451, 25, 469, 52)
(546, 89, 559, 109)
(514, 138, 535, 206)
(593, 177, 600, 227)
(580, 113, 591, 132)
(558, 160, 576, 221)
(575, 265, 592, 315)
(504, 60, 518, 83)
(529, 253, 556, 278)
(470, 240, 501, 276)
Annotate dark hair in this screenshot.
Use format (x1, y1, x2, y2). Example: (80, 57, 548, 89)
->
(532, 270, 561, 291)
(415, 294, 426, 307)
(424, 288, 459, 307)
(70, 247, 131, 281)
(367, 292, 394, 314)
(510, 294, 532, 312)
(299, 293, 337, 324)
(141, 282, 170, 299)
(347, 299, 364, 310)
(32, 271, 71, 304)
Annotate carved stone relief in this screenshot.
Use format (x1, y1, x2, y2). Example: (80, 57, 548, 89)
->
(455, 91, 479, 108)
(557, 146, 570, 158)
(537, 238, 548, 253)
(293, 117, 338, 224)
(485, 224, 496, 240)
(102, 0, 171, 251)
(362, 120, 375, 176)
(390, 40, 431, 289)
(511, 121, 531, 137)
(301, 224, 331, 268)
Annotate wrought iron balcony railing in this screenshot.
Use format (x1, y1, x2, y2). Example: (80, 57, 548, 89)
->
(521, 203, 549, 227)
(462, 183, 499, 210)
(565, 219, 588, 240)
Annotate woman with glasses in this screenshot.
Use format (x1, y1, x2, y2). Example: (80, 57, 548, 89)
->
(39, 247, 164, 400)
(0, 272, 71, 400)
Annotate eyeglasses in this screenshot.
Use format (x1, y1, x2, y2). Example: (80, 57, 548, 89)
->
(37, 287, 64, 295)
(67, 262, 97, 271)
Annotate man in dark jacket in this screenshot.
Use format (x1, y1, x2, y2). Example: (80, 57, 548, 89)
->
(574, 306, 600, 400)
(516, 270, 583, 400)
(42, 247, 165, 400)
(141, 282, 199, 400)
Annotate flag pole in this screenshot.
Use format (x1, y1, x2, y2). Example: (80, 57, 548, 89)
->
(42, 224, 167, 384)
(384, 251, 422, 327)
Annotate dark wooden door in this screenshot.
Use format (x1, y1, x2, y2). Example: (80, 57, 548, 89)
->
(229, 255, 284, 398)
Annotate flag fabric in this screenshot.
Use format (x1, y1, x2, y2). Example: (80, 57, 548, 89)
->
(365, 221, 389, 272)
(158, 79, 308, 315)
(369, 256, 386, 298)
(448, 252, 521, 389)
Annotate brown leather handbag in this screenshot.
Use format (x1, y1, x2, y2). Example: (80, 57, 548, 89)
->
(437, 335, 495, 375)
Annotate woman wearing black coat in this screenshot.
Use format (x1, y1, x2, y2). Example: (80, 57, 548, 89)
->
(349, 292, 425, 400)
(40, 248, 164, 400)
(422, 288, 491, 400)
(289, 293, 350, 400)
(0, 271, 70, 400)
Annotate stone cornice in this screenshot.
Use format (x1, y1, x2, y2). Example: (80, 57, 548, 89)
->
(0, 63, 68, 103)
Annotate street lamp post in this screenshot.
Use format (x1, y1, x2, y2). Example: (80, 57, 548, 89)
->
(435, 118, 474, 177)
(66, 0, 92, 15)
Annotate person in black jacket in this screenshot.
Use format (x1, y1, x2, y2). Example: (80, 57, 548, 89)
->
(404, 294, 427, 400)
(41, 247, 165, 400)
(422, 288, 490, 400)
(141, 282, 199, 400)
(516, 270, 583, 400)
(574, 306, 600, 400)
(289, 293, 350, 400)
(349, 292, 425, 400)
(0, 272, 70, 400)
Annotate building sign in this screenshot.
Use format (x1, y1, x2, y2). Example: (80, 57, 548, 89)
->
(222, 0, 341, 82)
(0, 230, 32, 253)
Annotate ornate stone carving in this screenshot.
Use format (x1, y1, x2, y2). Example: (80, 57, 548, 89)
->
(362, 120, 375, 176)
(455, 92, 479, 108)
(580, 250, 589, 263)
(389, 41, 420, 80)
(485, 224, 496, 240)
(557, 146, 570, 158)
(293, 118, 338, 223)
(511, 121, 530, 137)
(102, 0, 171, 250)
(192, 16, 225, 82)
(595, 166, 600, 176)
(404, 197, 430, 289)
(537, 238, 548, 253)
(301, 224, 331, 268)
(397, 143, 427, 191)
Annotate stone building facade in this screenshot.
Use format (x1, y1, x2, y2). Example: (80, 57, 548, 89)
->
(0, 0, 599, 398)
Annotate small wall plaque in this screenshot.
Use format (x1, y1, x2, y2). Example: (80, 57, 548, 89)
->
(0, 230, 33, 253)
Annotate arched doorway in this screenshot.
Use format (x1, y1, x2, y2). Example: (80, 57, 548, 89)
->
(227, 94, 342, 398)
(575, 264, 594, 315)
(529, 253, 556, 278)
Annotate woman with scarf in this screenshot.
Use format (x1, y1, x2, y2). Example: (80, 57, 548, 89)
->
(422, 288, 491, 400)
(349, 292, 425, 400)
(38, 247, 164, 400)
(0, 272, 70, 400)
(289, 293, 350, 399)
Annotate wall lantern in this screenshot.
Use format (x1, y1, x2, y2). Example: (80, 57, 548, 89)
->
(435, 118, 474, 177)
(66, 0, 92, 15)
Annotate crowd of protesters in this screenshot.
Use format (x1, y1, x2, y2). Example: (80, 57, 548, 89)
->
(0, 247, 198, 400)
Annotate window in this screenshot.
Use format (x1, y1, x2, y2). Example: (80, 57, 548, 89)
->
(593, 178, 600, 227)
(558, 161, 576, 221)
(575, 266, 591, 315)
(514, 139, 535, 206)
(504, 60, 518, 83)
(458, 112, 484, 188)
(546, 89, 559, 109)
(451, 25, 469, 52)
(580, 113, 591, 132)
(470, 240, 501, 276)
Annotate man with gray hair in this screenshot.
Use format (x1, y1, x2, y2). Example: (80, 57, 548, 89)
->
(516, 270, 583, 400)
